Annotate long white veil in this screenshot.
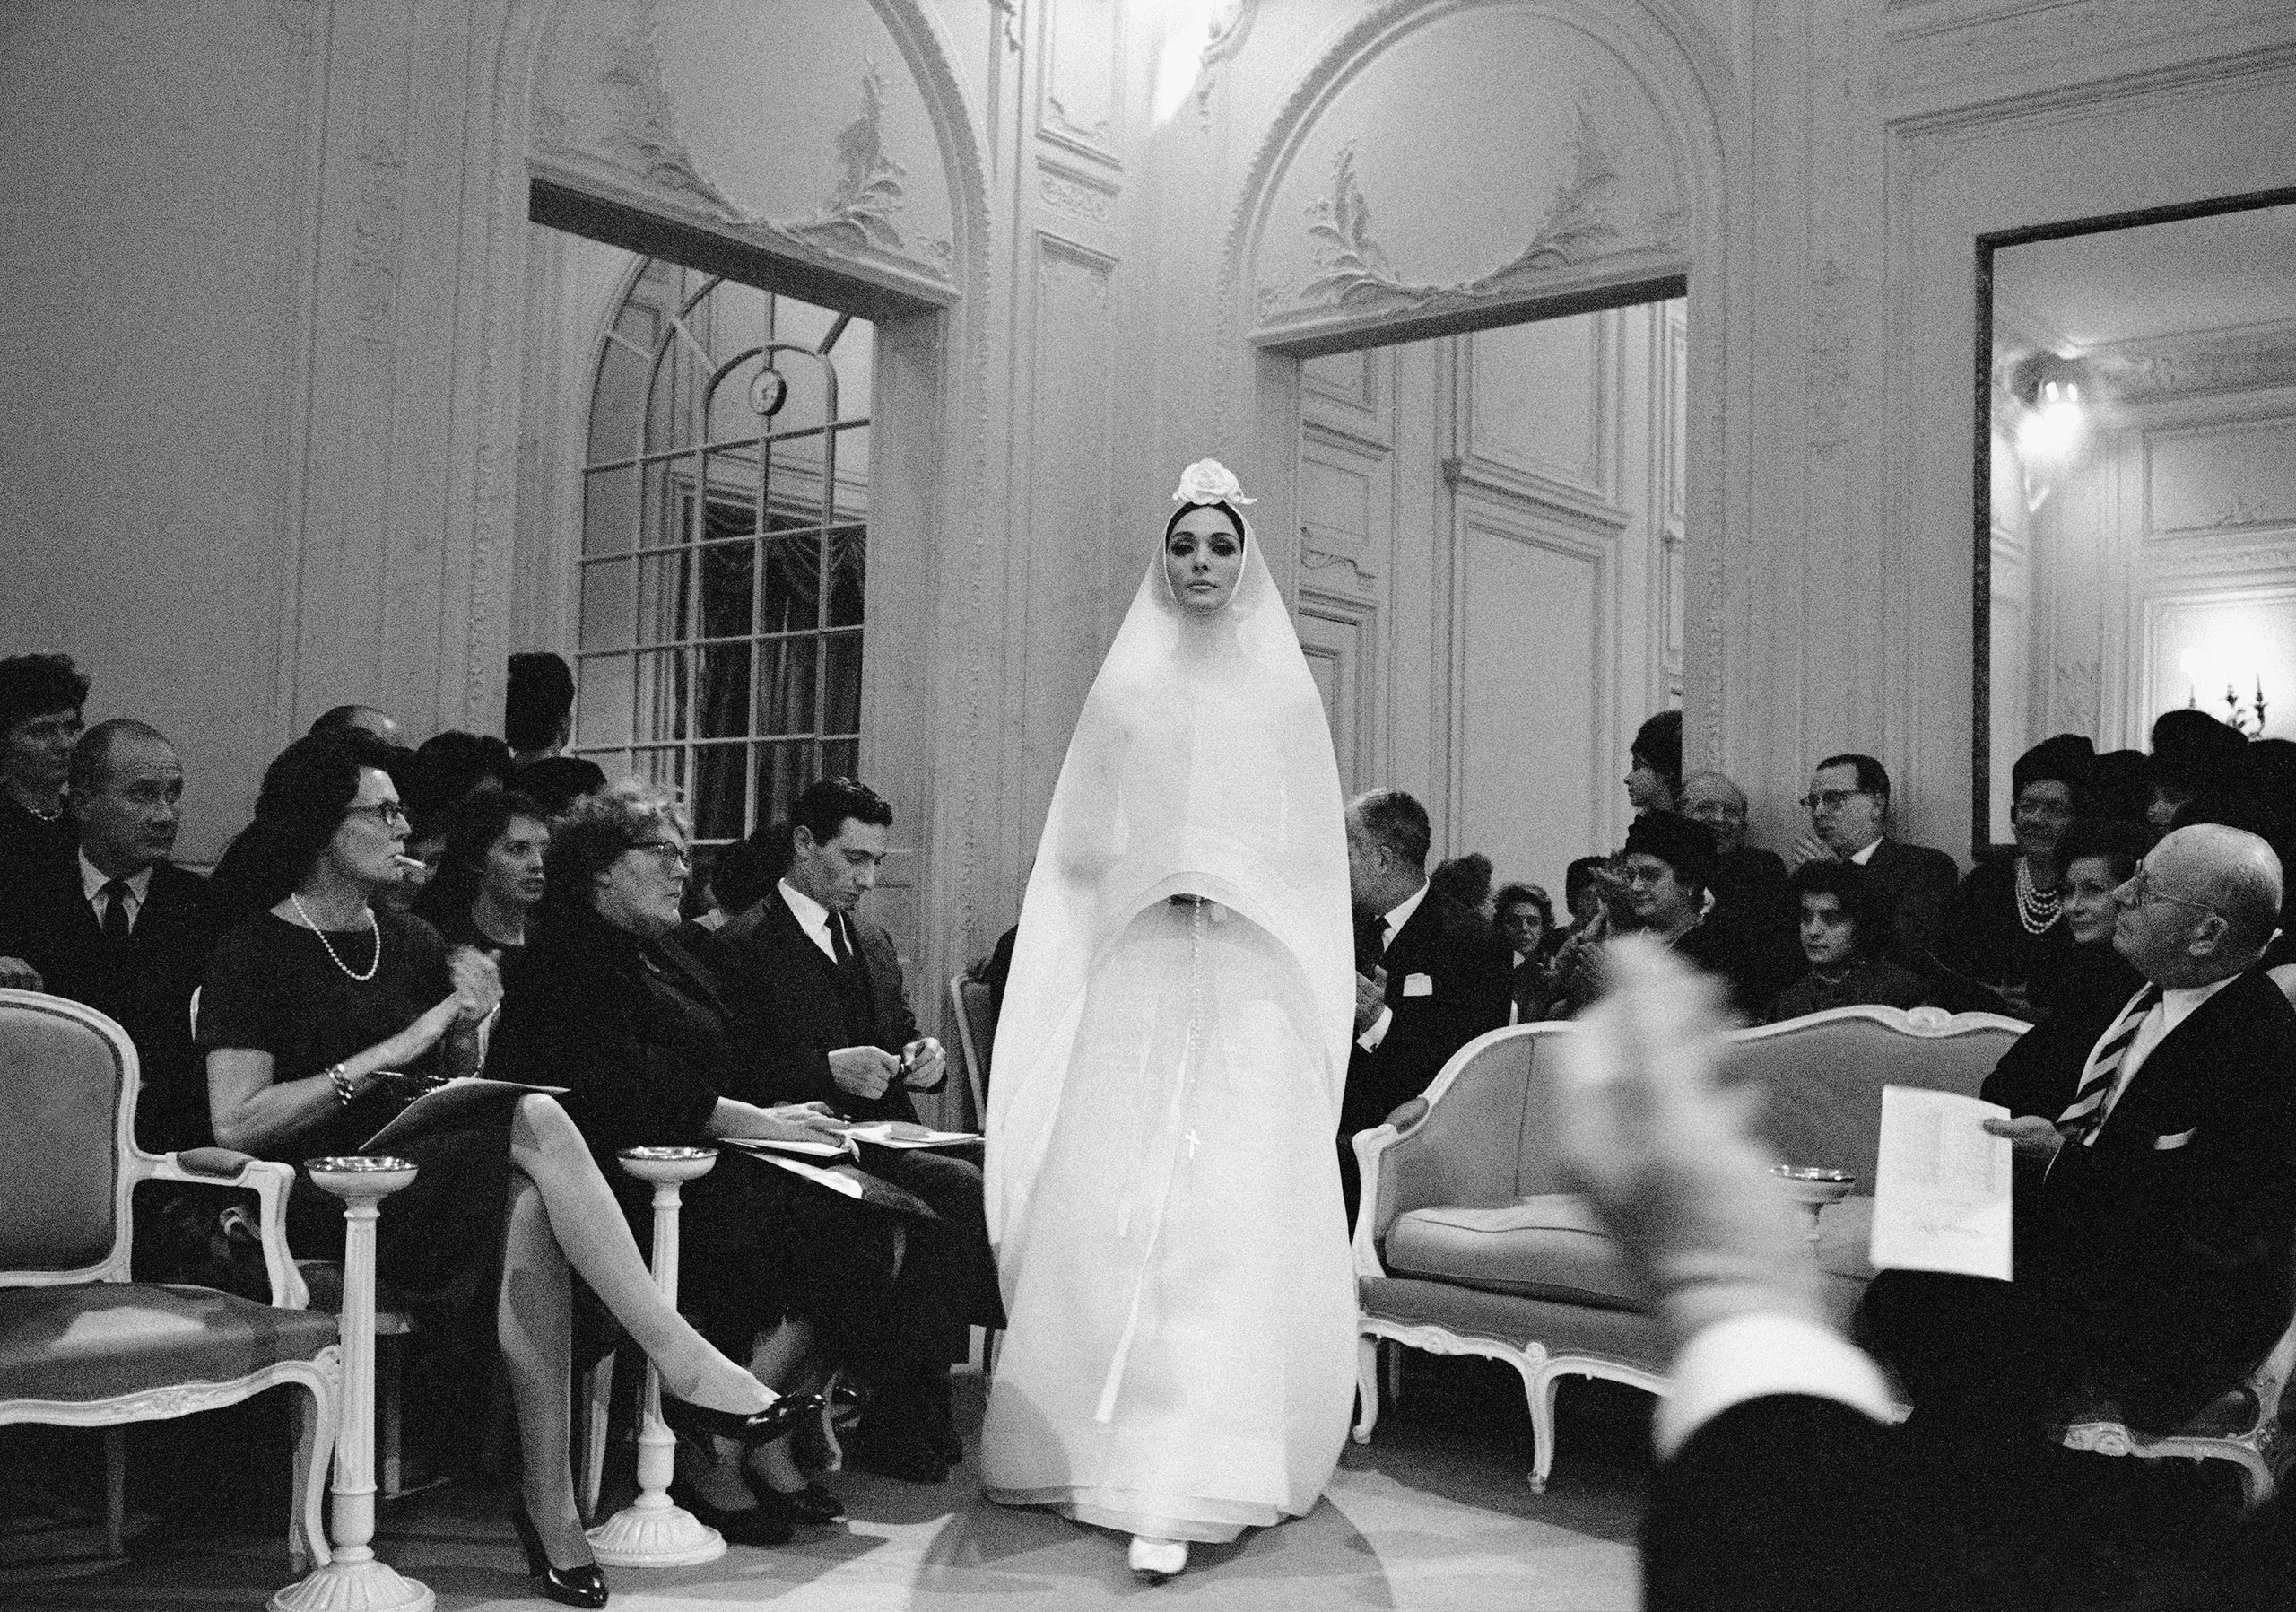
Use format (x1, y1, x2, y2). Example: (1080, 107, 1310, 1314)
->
(984, 471, 1354, 1251)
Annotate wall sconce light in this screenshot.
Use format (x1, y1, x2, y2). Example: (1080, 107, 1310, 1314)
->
(2002, 352, 2094, 512)
(2180, 649, 2269, 737)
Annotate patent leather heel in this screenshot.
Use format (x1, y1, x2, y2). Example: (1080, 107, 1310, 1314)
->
(661, 1389, 823, 1448)
(510, 1503, 611, 1608)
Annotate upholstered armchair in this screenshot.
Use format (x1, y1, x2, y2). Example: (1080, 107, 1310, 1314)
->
(0, 988, 340, 1568)
(947, 973, 995, 1134)
(1350, 1005, 2024, 1491)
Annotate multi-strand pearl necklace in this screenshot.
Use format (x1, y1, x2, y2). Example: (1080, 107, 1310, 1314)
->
(291, 893, 383, 982)
(2014, 858, 2061, 936)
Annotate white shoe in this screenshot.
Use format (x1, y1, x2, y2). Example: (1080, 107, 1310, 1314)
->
(1128, 1535, 1187, 1582)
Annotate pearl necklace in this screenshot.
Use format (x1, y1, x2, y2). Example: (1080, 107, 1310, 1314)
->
(291, 893, 382, 982)
(2014, 858, 2061, 937)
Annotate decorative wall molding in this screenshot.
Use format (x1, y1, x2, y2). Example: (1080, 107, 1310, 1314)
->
(2108, 319, 2296, 403)
(1441, 453, 1631, 536)
(1036, 162, 1115, 227)
(1881, 0, 2296, 113)
(1039, 0, 1122, 168)
(1264, 107, 1629, 327)
(2144, 533, 2296, 578)
(787, 65, 912, 256)
(348, 136, 406, 343)
(1190, 0, 1261, 130)
(1807, 256, 1855, 460)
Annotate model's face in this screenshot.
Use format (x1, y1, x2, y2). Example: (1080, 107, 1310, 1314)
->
(78, 734, 184, 872)
(1496, 900, 1546, 958)
(789, 817, 887, 911)
(1680, 779, 1748, 855)
(594, 831, 689, 937)
(481, 815, 550, 913)
(2060, 855, 2126, 946)
(323, 767, 408, 893)
(1622, 853, 1698, 931)
(3, 706, 83, 793)
(1164, 508, 1244, 617)
(1799, 892, 1857, 969)
(2011, 780, 2074, 862)
(1807, 763, 1885, 857)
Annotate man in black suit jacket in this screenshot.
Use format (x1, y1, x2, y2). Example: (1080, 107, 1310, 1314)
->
(1791, 752, 1960, 970)
(1865, 823, 2296, 1505)
(1336, 789, 1513, 1220)
(705, 779, 996, 1484)
(0, 719, 221, 1153)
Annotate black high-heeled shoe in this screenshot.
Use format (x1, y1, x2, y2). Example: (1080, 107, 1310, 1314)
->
(661, 1389, 823, 1448)
(510, 1503, 610, 1608)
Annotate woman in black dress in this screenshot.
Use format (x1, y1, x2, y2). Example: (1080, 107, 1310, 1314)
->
(493, 781, 944, 1540)
(203, 732, 814, 1607)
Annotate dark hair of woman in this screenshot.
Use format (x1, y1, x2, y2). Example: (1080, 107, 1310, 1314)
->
(1493, 881, 1556, 935)
(0, 651, 91, 736)
(210, 728, 404, 926)
(1161, 500, 1244, 546)
(1430, 852, 1494, 911)
(413, 788, 546, 932)
(2052, 815, 2154, 884)
(534, 780, 687, 928)
(1787, 857, 1883, 954)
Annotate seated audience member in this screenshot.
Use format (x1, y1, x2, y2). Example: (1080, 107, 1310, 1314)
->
(1682, 767, 1796, 967)
(1339, 787, 1515, 1216)
(505, 651, 575, 769)
(2146, 706, 2248, 827)
(309, 702, 403, 746)
(1936, 734, 2091, 1018)
(1561, 855, 1610, 938)
(681, 827, 785, 946)
(1429, 850, 1496, 919)
(1979, 816, 2152, 1117)
(703, 777, 1000, 1483)
(491, 780, 931, 1536)
(1790, 752, 1959, 972)
(404, 729, 516, 817)
(1492, 881, 1561, 1022)
(1767, 860, 1927, 1022)
(412, 788, 549, 953)
(1863, 825, 2296, 1532)
(0, 719, 222, 1150)
(0, 652, 90, 871)
(1616, 812, 1790, 1020)
(514, 753, 608, 815)
(204, 736, 815, 1585)
(1626, 709, 1683, 817)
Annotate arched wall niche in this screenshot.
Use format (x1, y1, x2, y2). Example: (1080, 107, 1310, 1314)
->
(1215, 0, 1737, 762)
(502, 0, 996, 1003)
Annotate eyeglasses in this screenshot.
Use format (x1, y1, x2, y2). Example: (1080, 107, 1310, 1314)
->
(345, 801, 409, 828)
(2122, 863, 2219, 918)
(628, 839, 692, 870)
(1799, 789, 1872, 814)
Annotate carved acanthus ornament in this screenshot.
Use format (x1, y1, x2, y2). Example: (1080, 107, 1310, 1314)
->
(596, 12, 744, 216)
(788, 66, 909, 256)
(1273, 107, 1631, 324)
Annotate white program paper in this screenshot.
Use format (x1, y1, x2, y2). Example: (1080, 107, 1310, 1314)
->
(1868, 1085, 2013, 1281)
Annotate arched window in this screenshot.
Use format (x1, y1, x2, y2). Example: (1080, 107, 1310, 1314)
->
(575, 259, 872, 845)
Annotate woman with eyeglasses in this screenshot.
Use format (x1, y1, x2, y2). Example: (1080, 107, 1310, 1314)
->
(204, 735, 813, 1607)
(1935, 735, 2093, 1019)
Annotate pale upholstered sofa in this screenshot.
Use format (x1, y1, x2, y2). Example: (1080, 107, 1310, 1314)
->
(1349, 1005, 2024, 1490)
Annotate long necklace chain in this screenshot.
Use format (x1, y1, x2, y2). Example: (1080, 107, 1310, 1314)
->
(290, 893, 382, 982)
(2014, 857, 2061, 937)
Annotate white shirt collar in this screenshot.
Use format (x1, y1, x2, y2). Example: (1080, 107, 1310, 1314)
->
(1847, 836, 1882, 866)
(1381, 880, 1431, 944)
(79, 850, 153, 912)
(778, 878, 840, 963)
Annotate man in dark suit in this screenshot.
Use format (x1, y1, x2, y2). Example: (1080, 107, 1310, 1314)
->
(1864, 823, 2296, 1514)
(1790, 752, 1960, 970)
(706, 778, 996, 1483)
(1337, 789, 1513, 1220)
(0, 719, 222, 1153)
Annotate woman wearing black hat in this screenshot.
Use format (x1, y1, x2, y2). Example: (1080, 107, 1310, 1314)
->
(1936, 733, 2092, 1018)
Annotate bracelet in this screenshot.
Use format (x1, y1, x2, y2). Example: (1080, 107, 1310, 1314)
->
(327, 1064, 358, 1106)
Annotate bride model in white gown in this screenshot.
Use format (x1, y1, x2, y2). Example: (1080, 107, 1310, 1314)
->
(981, 460, 1357, 1581)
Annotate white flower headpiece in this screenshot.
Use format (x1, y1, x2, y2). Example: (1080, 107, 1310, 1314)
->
(1171, 458, 1256, 508)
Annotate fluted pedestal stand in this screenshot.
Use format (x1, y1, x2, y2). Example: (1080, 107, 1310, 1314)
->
(587, 1146, 725, 1567)
(273, 1156, 432, 1612)
(1772, 1164, 1857, 1252)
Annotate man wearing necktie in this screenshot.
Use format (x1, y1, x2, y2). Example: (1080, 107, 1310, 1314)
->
(1860, 823, 2296, 1521)
(0, 719, 221, 1153)
(1334, 789, 1513, 1224)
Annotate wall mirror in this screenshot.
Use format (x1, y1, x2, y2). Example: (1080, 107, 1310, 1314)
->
(1975, 187, 2296, 853)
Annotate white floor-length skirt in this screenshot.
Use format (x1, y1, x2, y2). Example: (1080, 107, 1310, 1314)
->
(981, 896, 1355, 1542)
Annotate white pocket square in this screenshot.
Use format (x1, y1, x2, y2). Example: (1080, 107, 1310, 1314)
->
(2152, 1128, 2197, 1151)
(1402, 972, 1434, 998)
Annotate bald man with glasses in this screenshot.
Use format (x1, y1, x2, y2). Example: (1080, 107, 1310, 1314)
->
(1859, 823, 2296, 1530)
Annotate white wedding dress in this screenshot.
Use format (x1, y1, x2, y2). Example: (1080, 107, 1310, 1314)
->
(981, 491, 1356, 1543)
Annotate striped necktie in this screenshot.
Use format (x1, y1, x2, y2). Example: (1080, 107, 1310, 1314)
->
(2055, 984, 2163, 1146)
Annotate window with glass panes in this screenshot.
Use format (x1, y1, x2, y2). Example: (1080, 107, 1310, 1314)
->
(577, 260, 869, 849)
